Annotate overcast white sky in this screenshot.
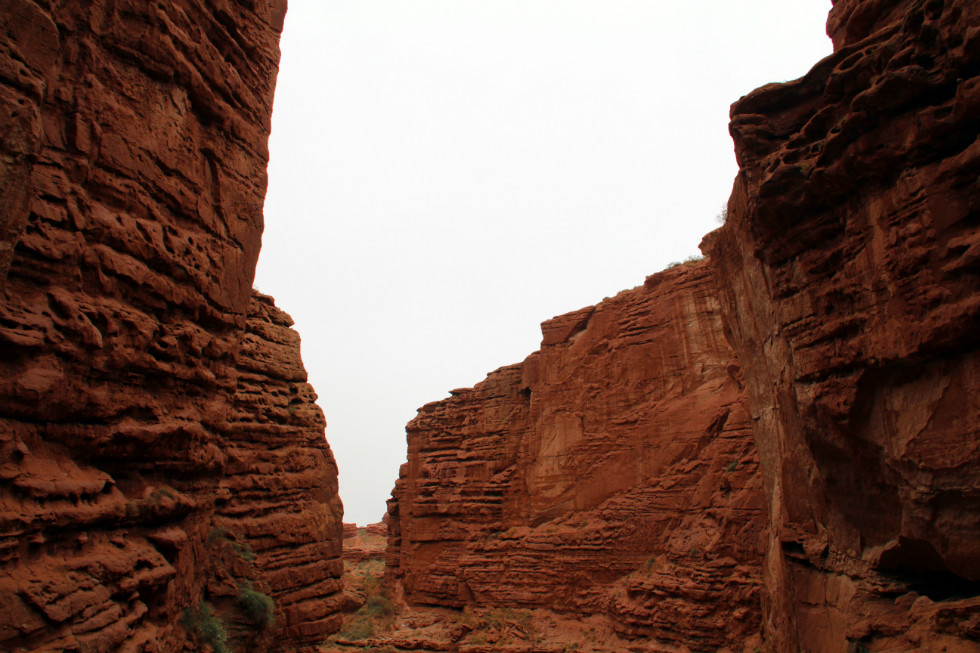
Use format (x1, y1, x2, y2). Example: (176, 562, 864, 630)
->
(254, 0, 834, 525)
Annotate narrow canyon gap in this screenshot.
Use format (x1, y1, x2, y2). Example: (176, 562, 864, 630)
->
(0, 0, 978, 652)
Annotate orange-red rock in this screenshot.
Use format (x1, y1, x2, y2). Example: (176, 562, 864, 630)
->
(344, 522, 388, 563)
(0, 2, 342, 651)
(702, 0, 980, 649)
(387, 261, 767, 651)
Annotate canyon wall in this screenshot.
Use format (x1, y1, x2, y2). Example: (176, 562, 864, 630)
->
(387, 261, 767, 651)
(702, 0, 980, 649)
(0, 2, 342, 651)
(389, 1, 980, 651)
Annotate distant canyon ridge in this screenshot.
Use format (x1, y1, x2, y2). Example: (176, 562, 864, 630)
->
(1, 0, 978, 652)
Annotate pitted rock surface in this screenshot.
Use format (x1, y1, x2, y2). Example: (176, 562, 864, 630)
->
(387, 261, 767, 651)
(0, 2, 342, 650)
(703, 0, 980, 649)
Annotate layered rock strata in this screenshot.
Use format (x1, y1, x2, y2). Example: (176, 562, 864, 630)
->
(0, 1, 342, 651)
(703, 0, 980, 649)
(387, 261, 767, 651)
(343, 521, 388, 563)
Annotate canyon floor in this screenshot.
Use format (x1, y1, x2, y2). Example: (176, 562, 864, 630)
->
(320, 525, 762, 653)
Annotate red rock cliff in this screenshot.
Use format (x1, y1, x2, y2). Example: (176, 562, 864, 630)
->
(703, 0, 980, 649)
(387, 261, 767, 651)
(0, 2, 342, 651)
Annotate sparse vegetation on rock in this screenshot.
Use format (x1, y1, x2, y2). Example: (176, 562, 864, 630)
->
(238, 581, 276, 628)
(182, 601, 231, 653)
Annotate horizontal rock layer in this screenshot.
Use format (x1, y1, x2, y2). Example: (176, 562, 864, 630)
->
(387, 261, 767, 651)
(703, 0, 980, 649)
(0, 1, 341, 651)
(343, 522, 388, 563)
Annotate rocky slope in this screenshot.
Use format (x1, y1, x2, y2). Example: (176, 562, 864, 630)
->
(0, 2, 342, 651)
(387, 261, 767, 651)
(342, 522, 388, 564)
(702, 0, 980, 649)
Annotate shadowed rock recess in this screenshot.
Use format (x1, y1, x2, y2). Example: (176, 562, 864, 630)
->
(0, 2, 342, 651)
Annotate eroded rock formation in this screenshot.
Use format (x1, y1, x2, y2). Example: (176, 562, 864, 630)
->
(6, 0, 978, 650)
(343, 522, 388, 564)
(387, 261, 767, 651)
(0, 1, 342, 651)
(388, 1, 980, 651)
(702, 0, 980, 649)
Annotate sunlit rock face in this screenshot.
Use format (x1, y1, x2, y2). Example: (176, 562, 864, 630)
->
(387, 261, 768, 651)
(703, 0, 980, 649)
(0, 2, 342, 650)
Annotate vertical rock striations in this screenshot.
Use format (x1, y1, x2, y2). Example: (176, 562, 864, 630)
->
(387, 261, 767, 651)
(0, 2, 342, 651)
(703, 0, 980, 649)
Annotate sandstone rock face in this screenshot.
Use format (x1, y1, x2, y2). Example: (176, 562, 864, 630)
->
(343, 522, 388, 563)
(0, 2, 342, 651)
(703, 0, 980, 649)
(387, 262, 767, 651)
(219, 293, 344, 646)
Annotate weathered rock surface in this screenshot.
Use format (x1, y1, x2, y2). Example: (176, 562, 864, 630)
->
(703, 0, 980, 649)
(0, 1, 342, 651)
(387, 261, 767, 651)
(338, 521, 388, 615)
(344, 522, 388, 563)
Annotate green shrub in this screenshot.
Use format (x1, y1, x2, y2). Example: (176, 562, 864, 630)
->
(208, 526, 257, 562)
(337, 590, 395, 641)
(362, 594, 395, 619)
(237, 582, 276, 628)
(338, 617, 375, 641)
(232, 541, 257, 562)
(208, 526, 231, 543)
(666, 254, 704, 269)
(181, 601, 231, 653)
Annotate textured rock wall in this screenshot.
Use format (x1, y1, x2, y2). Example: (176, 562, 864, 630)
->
(219, 293, 344, 645)
(703, 0, 980, 649)
(0, 1, 342, 651)
(387, 261, 767, 651)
